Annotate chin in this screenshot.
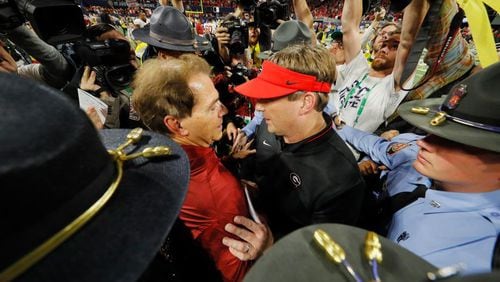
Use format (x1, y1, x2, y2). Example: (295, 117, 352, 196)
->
(413, 159, 431, 178)
(213, 133, 223, 142)
(372, 60, 394, 72)
(266, 124, 276, 133)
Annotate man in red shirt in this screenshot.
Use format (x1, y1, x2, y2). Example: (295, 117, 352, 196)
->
(131, 54, 272, 281)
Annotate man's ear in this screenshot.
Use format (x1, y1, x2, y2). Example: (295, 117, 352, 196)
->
(164, 115, 189, 136)
(299, 92, 317, 115)
(158, 50, 169, 60)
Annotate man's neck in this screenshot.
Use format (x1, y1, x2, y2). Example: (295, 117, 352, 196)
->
(283, 113, 327, 144)
(171, 135, 211, 148)
(369, 68, 393, 78)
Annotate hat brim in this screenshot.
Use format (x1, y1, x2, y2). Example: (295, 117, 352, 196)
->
(133, 26, 212, 52)
(244, 224, 437, 282)
(19, 129, 189, 281)
(257, 50, 273, 60)
(235, 77, 296, 99)
(399, 98, 500, 153)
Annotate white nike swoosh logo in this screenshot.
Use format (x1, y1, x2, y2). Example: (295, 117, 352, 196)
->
(263, 140, 271, 147)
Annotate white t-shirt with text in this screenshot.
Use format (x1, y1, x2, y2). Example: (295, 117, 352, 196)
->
(330, 52, 408, 133)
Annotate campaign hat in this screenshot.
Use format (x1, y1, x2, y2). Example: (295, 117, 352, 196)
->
(0, 73, 189, 281)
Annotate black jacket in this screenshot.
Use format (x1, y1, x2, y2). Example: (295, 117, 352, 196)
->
(251, 115, 366, 239)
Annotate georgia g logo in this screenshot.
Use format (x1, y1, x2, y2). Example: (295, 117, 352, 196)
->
(289, 172, 302, 189)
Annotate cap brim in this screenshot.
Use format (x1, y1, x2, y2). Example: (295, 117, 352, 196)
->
(244, 224, 437, 282)
(133, 26, 212, 52)
(20, 129, 189, 281)
(399, 98, 500, 153)
(235, 77, 296, 99)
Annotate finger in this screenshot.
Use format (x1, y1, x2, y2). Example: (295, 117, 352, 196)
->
(378, 165, 387, 171)
(83, 66, 91, 79)
(233, 216, 263, 234)
(243, 138, 254, 150)
(232, 131, 244, 151)
(225, 222, 254, 244)
(231, 139, 240, 154)
(222, 236, 249, 253)
(233, 149, 256, 159)
(228, 245, 253, 261)
(223, 237, 253, 261)
(228, 246, 245, 260)
(360, 167, 368, 176)
(358, 164, 368, 174)
(89, 70, 97, 84)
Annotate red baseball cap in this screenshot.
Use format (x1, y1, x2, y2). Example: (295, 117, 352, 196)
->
(234, 61, 332, 99)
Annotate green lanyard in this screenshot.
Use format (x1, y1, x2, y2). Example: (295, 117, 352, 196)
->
(341, 73, 380, 127)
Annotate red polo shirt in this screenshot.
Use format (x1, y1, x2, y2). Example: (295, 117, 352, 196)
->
(180, 145, 251, 282)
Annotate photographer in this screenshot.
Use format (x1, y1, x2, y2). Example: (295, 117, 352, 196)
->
(2, 24, 75, 89)
(214, 2, 272, 67)
(74, 23, 140, 129)
(215, 0, 315, 67)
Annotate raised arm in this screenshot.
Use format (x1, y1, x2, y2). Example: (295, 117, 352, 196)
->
(292, 0, 316, 46)
(341, 0, 363, 64)
(393, 0, 430, 88)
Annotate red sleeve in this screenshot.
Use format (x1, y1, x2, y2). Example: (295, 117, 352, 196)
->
(180, 160, 251, 282)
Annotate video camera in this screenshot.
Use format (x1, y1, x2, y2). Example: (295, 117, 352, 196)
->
(221, 19, 249, 55)
(74, 39, 135, 94)
(0, 0, 85, 45)
(254, 0, 289, 29)
(233, 0, 290, 29)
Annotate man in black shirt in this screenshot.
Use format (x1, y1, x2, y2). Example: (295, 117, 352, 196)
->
(235, 45, 366, 239)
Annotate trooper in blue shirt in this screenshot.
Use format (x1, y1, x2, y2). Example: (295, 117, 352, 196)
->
(379, 62, 500, 275)
(335, 125, 431, 196)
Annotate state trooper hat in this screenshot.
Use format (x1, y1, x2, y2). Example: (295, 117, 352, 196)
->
(133, 6, 212, 52)
(0, 73, 190, 281)
(258, 20, 312, 59)
(399, 61, 500, 153)
(244, 224, 437, 282)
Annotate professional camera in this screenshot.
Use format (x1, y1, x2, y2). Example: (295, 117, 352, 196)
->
(74, 39, 135, 94)
(0, 0, 85, 45)
(221, 19, 249, 55)
(230, 63, 257, 86)
(254, 0, 290, 29)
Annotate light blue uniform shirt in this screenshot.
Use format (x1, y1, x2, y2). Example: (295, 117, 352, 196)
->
(241, 111, 264, 138)
(336, 125, 431, 195)
(388, 189, 500, 274)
